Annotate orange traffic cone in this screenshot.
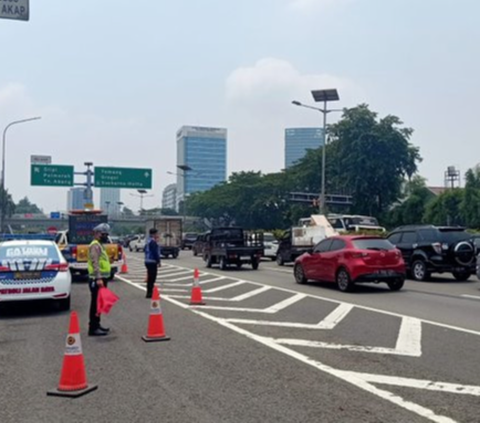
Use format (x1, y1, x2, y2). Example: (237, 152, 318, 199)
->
(47, 311, 98, 398)
(190, 268, 205, 305)
(121, 252, 128, 274)
(142, 286, 170, 342)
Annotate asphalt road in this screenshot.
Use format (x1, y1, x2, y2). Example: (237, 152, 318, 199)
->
(1, 250, 479, 423)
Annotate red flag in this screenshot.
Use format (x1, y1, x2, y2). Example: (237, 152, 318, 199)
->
(97, 287, 119, 316)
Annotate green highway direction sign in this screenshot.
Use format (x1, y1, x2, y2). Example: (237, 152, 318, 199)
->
(31, 164, 74, 187)
(94, 166, 153, 189)
(1, 0, 29, 21)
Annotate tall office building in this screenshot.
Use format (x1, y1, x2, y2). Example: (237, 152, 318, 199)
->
(67, 187, 86, 211)
(100, 188, 121, 216)
(285, 127, 324, 168)
(176, 126, 227, 209)
(162, 183, 177, 210)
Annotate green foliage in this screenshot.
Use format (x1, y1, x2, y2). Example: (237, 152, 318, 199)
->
(385, 176, 435, 228)
(0, 187, 15, 218)
(15, 197, 42, 214)
(460, 168, 480, 229)
(186, 104, 422, 230)
(424, 189, 465, 226)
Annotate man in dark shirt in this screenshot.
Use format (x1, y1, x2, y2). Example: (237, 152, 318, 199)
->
(144, 228, 161, 298)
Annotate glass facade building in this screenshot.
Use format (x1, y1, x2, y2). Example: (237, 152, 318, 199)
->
(100, 188, 121, 216)
(67, 187, 86, 211)
(176, 126, 227, 209)
(285, 127, 324, 168)
(162, 183, 177, 210)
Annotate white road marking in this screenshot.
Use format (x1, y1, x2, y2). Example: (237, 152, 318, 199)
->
(395, 317, 422, 357)
(346, 372, 480, 396)
(225, 303, 354, 330)
(169, 275, 196, 282)
(462, 294, 480, 300)
(168, 285, 272, 302)
(158, 270, 193, 278)
(203, 280, 246, 293)
(117, 272, 479, 422)
(264, 293, 306, 313)
(126, 256, 480, 337)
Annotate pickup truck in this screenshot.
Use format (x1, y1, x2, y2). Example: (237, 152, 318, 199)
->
(276, 215, 337, 266)
(202, 227, 264, 270)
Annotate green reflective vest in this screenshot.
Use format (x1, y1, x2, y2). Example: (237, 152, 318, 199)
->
(87, 240, 112, 278)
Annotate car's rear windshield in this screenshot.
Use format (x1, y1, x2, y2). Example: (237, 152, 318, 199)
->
(264, 234, 275, 242)
(0, 244, 60, 261)
(352, 239, 395, 251)
(212, 229, 243, 240)
(438, 230, 471, 243)
(349, 217, 379, 227)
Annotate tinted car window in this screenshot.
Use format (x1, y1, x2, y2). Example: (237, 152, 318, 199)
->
(264, 234, 275, 242)
(352, 239, 395, 251)
(329, 239, 346, 252)
(400, 232, 417, 244)
(417, 229, 439, 242)
(438, 229, 471, 243)
(388, 233, 402, 245)
(314, 239, 333, 253)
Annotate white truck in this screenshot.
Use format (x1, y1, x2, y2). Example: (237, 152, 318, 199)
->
(145, 217, 182, 259)
(276, 215, 338, 266)
(326, 214, 386, 233)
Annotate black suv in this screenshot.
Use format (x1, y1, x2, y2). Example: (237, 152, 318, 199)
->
(181, 233, 198, 250)
(387, 225, 477, 281)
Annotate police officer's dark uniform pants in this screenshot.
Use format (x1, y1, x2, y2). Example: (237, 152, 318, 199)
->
(145, 263, 158, 298)
(89, 278, 109, 331)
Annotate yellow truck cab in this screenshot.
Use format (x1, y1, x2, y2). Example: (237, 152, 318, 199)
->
(55, 210, 123, 279)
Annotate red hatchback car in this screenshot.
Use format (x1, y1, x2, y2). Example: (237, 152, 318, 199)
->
(294, 236, 406, 292)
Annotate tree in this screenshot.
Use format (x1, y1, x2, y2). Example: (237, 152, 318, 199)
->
(15, 197, 42, 214)
(327, 105, 421, 217)
(0, 187, 15, 219)
(385, 176, 435, 228)
(424, 189, 465, 226)
(122, 206, 135, 217)
(460, 168, 480, 229)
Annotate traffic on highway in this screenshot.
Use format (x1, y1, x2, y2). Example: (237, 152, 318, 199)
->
(1, 215, 480, 422)
(2, 2, 480, 422)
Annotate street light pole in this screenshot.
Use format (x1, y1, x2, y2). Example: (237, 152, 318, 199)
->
(292, 89, 340, 215)
(1, 116, 42, 232)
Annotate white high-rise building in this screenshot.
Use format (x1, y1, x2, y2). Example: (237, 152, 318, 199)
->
(162, 183, 177, 211)
(100, 188, 121, 216)
(67, 188, 86, 211)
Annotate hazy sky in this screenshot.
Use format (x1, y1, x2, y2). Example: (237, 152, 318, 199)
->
(1, 0, 479, 213)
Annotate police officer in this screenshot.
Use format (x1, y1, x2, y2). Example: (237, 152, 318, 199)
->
(87, 223, 112, 336)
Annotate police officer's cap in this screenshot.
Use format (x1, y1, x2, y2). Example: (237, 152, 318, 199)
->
(93, 223, 111, 234)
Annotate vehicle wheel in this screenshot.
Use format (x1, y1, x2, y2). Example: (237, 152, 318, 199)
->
(387, 278, 404, 291)
(271, 257, 276, 261)
(336, 268, 354, 292)
(58, 296, 71, 311)
(236, 262, 242, 269)
(172, 252, 179, 259)
(411, 259, 430, 281)
(193, 250, 198, 256)
(276, 254, 285, 266)
(251, 259, 259, 270)
(135, 247, 139, 252)
(453, 271, 470, 281)
(129, 246, 133, 252)
(220, 256, 227, 270)
(206, 255, 213, 268)
(294, 264, 307, 284)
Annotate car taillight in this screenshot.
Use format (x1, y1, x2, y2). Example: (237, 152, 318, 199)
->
(71, 246, 77, 259)
(0, 265, 10, 272)
(432, 243, 442, 255)
(118, 245, 123, 259)
(45, 263, 69, 272)
(351, 252, 369, 259)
